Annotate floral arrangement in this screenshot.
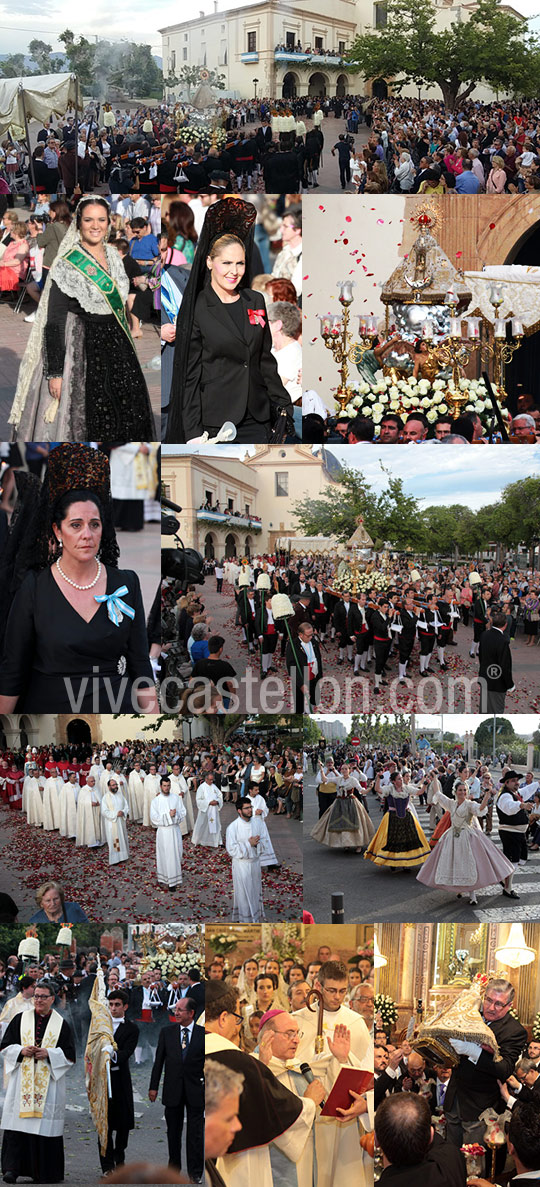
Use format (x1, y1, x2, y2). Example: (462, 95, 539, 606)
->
(357, 943, 375, 959)
(207, 932, 241, 957)
(374, 993, 398, 1026)
(254, 923, 304, 963)
(141, 948, 201, 977)
(332, 571, 388, 596)
(342, 375, 510, 429)
(532, 1011, 540, 1039)
(460, 1144, 485, 1157)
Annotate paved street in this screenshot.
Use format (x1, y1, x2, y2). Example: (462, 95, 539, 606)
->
(0, 292, 161, 440)
(0, 1054, 189, 1185)
(302, 112, 371, 193)
(303, 770, 540, 924)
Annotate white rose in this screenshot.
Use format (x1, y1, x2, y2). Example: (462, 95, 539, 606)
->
(372, 412, 383, 424)
(353, 396, 362, 406)
(438, 403, 448, 413)
(426, 409, 438, 423)
(372, 401, 384, 413)
(358, 383, 370, 395)
(401, 397, 411, 409)
(417, 380, 430, 394)
(389, 386, 399, 398)
(421, 397, 431, 408)
(408, 376, 418, 386)
(389, 400, 400, 411)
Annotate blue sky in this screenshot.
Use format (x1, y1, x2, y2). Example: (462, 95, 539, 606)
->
(314, 714, 540, 736)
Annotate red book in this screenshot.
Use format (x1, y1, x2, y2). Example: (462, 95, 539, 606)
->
(320, 1068, 374, 1118)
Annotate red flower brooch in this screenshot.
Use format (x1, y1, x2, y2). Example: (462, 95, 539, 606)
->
(247, 308, 266, 327)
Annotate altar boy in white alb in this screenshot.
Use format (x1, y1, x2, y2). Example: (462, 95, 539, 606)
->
(192, 773, 223, 847)
(226, 798, 265, 923)
(150, 775, 186, 889)
(0, 981, 75, 1183)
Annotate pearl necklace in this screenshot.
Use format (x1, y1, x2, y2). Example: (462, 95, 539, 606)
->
(56, 557, 102, 590)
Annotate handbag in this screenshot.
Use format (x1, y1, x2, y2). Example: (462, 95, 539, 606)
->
(268, 408, 290, 443)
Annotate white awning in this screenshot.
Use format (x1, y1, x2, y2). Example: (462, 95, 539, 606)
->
(0, 74, 80, 138)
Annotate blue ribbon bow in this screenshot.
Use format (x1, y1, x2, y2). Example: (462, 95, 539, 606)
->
(94, 586, 135, 627)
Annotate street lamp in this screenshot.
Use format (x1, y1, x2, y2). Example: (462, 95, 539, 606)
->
(253, 77, 259, 100)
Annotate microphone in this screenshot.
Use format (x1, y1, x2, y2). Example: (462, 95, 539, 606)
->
(299, 1061, 326, 1108)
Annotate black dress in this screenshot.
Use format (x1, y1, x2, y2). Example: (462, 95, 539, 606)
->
(0, 566, 155, 712)
(44, 281, 155, 439)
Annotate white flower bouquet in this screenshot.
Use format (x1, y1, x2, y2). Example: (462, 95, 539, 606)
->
(344, 375, 509, 429)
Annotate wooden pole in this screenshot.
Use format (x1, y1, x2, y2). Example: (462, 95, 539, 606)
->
(19, 88, 37, 197)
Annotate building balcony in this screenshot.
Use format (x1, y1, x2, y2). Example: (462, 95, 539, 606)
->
(240, 51, 259, 62)
(196, 510, 262, 530)
(274, 50, 345, 66)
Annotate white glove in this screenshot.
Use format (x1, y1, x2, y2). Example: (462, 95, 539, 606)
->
(449, 1038, 482, 1061)
(102, 1043, 115, 1056)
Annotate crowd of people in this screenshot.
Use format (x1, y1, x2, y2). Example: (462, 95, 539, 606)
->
(373, 975, 540, 1186)
(162, 552, 535, 713)
(303, 392, 540, 446)
(204, 940, 374, 1187)
(161, 192, 302, 440)
(0, 729, 301, 920)
(306, 739, 539, 905)
(0, 934, 204, 1182)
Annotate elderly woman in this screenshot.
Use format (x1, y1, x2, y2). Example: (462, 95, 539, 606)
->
(29, 880, 88, 923)
(393, 150, 416, 192)
(188, 621, 210, 664)
(487, 155, 507, 193)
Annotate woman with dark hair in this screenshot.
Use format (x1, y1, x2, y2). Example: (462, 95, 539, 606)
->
(0, 443, 158, 713)
(9, 196, 155, 441)
(166, 197, 294, 443)
(167, 201, 198, 265)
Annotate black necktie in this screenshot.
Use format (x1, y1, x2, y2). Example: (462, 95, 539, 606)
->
(181, 1027, 189, 1050)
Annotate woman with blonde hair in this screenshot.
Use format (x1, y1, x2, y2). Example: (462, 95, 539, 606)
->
(486, 155, 507, 193)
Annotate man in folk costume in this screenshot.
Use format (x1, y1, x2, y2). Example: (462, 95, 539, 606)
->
(192, 773, 223, 848)
(206, 981, 320, 1187)
(127, 759, 145, 823)
(469, 587, 491, 658)
(98, 989, 139, 1175)
(238, 585, 259, 654)
(417, 593, 441, 677)
(57, 771, 79, 838)
(255, 598, 279, 678)
(394, 591, 418, 685)
(0, 980, 75, 1183)
(75, 774, 103, 849)
(142, 762, 160, 827)
(309, 580, 331, 642)
(496, 769, 531, 874)
(226, 798, 265, 923)
(333, 593, 361, 665)
(150, 776, 186, 891)
(294, 960, 373, 1187)
(170, 761, 195, 833)
(42, 765, 63, 832)
(101, 776, 130, 866)
(436, 589, 454, 672)
(353, 591, 371, 675)
(0, 976, 36, 1040)
(285, 622, 322, 713)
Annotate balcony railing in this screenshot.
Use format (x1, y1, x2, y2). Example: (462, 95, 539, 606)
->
(197, 510, 262, 530)
(240, 51, 259, 62)
(274, 50, 345, 65)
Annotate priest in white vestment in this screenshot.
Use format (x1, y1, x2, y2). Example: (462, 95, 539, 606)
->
(170, 763, 195, 832)
(26, 772, 44, 828)
(294, 960, 373, 1187)
(89, 756, 104, 785)
(99, 762, 116, 798)
(42, 767, 63, 832)
(127, 763, 146, 822)
(245, 786, 279, 867)
(142, 765, 160, 826)
(101, 778, 130, 865)
(75, 775, 103, 848)
(192, 776, 223, 847)
(58, 773, 79, 839)
(206, 982, 321, 1187)
(150, 776, 186, 889)
(0, 982, 75, 1182)
(226, 799, 265, 922)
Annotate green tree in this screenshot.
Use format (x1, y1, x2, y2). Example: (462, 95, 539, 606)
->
(109, 44, 162, 98)
(346, 0, 540, 110)
(293, 464, 425, 551)
(28, 40, 59, 74)
(303, 717, 322, 744)
(474, 717, 515, 751)
(497, 476, 540, 563)
(59, 30, 96, 88)
(0, 53, 28, 78)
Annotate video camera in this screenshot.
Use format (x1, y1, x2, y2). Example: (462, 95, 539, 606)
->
(161, 489, 205, 587)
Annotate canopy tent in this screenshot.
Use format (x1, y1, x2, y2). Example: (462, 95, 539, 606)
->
(0, 74, 80, 139)
(276, 535, 346, 557)
(465, 266, 540, 336)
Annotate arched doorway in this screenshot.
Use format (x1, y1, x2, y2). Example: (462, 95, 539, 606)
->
(282, 71, 299, 99)
(66, 718, 92, 744)
(501, 219, 540, 408)
(372, 77, 388, 98)
(204, 532, 216, 559)
(19, 715, 33, 749)
(225, 533, 237, 558)
(336, 73, 348, 97)
(244, 535, 253, 559)
(308, 72, 328, 97)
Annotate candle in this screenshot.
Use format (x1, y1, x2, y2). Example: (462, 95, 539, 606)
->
(467, 318, 480, 339)
(494, 319, 507, 339)
(337, 280, 355, 304)
(512, 318, 523, 336)
(422, 319, 434, 339)
(449, 317, 462, 338)
(331, 315, 343, 335)
(358, 316, 368, 336)
(319, 315, 332, 337)
(368, 316, 378, 334)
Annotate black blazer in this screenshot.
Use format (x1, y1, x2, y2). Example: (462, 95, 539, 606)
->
(110, 1019, 139, 1130)
(378, 1132, 467, 1187)
(182, 286, 293, 440)
(184, 982, 205, 1021)
(285, 637, 323, 690)
(479, 628, 513, 692)
(444, 1011, 528, 1121)
(149, 1022, 204, 1108)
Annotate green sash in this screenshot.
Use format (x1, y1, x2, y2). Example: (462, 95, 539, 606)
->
(63, 248, 132, 342)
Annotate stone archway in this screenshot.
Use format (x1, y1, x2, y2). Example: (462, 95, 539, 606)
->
(336, 73, 348, 97)
(66, 718, 92, 744)
(18, 715, 34, 749)
(56, 714, 101, 744)
(204, 532, 216, 559)
(308, 71, 328, 97)
(282, 71, 299, 99)
(225, 533, 238, 558)
(371, 77, 388, 98)
(244, 534, 253, 559)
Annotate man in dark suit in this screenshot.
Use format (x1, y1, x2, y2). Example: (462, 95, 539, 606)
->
(444, 977, 527, 1150)
(183, 968, 205, 1021)
(128, 969, 167, 1060)
(468, 1101, 540, 1187)
(333, 594, 362, 664)
(149, 997, 204, 1181)
(100, 990, 139, 1174)
(375, 1092, 467, 1186)
(478, 612, 514, 711)
(285, 621, 322, 712)
(290, 592, 313, 637)
(425, 1063, 453, 1116)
